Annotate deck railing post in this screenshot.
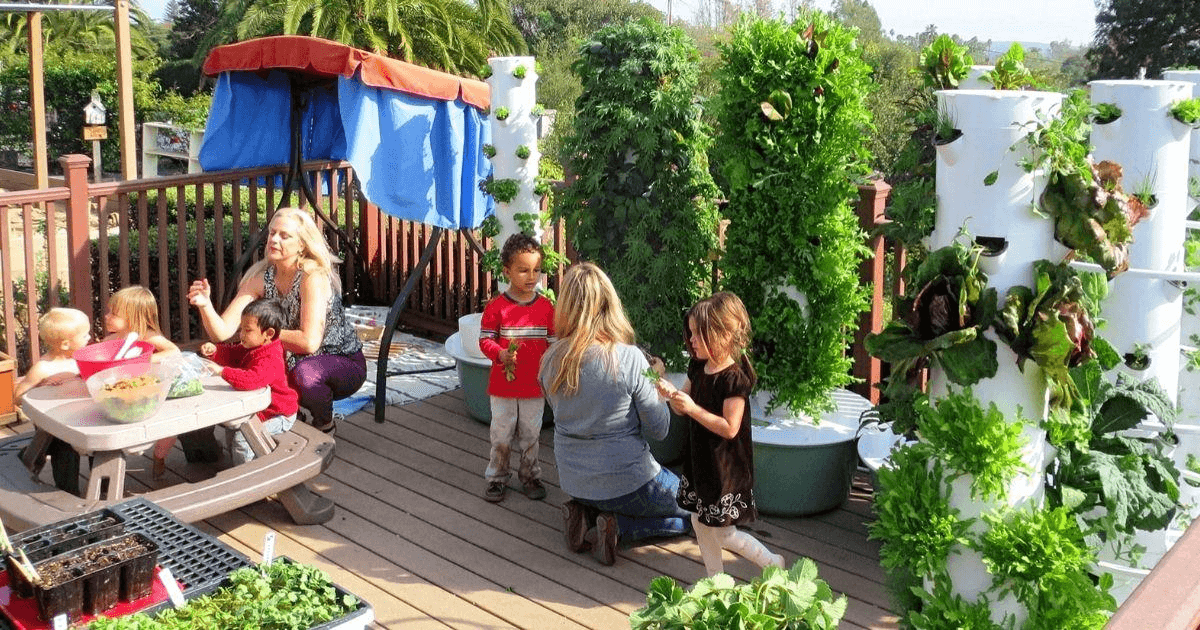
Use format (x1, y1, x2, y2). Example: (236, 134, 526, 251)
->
(360, 199, 382, 300)
(60, 154, 94, 322)
(852, 179, 891, 404)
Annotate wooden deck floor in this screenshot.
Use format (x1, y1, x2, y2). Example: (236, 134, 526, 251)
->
(4, 390, 899, 629)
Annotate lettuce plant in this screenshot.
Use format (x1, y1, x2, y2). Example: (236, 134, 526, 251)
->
(916, 387, 1028, 500)
(713, 11, 874, 414)
(869, 442, 970, 579)
(865, 239, 999, 434)
(981, 43, 1039, 90)
(918, 34, 973, 90)
(1171, 97, 1200, 127)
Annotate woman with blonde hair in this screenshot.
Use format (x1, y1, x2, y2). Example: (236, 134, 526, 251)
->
(539, 262, 691, 566)
(188, 207, 364, 434)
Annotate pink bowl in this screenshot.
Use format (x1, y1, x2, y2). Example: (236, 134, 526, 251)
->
(75, 339, 154, 380)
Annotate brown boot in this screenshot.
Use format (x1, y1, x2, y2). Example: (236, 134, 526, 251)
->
(562, 500, 590, 552)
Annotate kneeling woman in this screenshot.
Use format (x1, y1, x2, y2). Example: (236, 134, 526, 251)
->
(539, 262, 691, 566)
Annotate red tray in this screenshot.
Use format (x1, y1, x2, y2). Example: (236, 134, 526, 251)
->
(0, 568, 176, 629)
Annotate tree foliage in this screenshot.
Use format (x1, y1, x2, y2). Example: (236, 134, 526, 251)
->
(1089, 0, 1200, 78)
(559, 17, 720, 368)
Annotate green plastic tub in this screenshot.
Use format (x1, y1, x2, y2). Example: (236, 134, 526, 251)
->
(445, 333, 552, 426)
(750, 389, 871, 516)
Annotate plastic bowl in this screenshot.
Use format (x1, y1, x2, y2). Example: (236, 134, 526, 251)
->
(85, 363, 177, 424)
(75, 339, 155, 380)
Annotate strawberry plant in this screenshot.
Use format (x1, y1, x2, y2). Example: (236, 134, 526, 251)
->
(712, 12, 873, 415)
(560, 17, 720, 370)
(630, 559, 846, 629)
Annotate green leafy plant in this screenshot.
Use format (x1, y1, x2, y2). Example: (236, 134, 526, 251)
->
(906, 578, 1006, 629)
(1171, 97, 1200, 127)
(512, 65, 527, 79)
(88, 560, 359, 629)
(981, 43, 1038, 90)
(976, 507, 1114, 627)
(481, 177, 520, 203)
(560, 18, 721, 370)
(515, 145, 531, 159)
(533, 180, 551, 197)
(865, 239, 999, 434)
(494, 106, 510, 121)
(1045, 360, 1180, 545)
(482, 144, 496, 158)
(1093, 102, 1122, 124)
(713, 12, 874, 414)
(869, 442, 971, 579)
(480, 64, 493, 79)
(916, 387, 1028, 500)
(932, 105, 960, 144)
(991, 260, 1110, 444)
(642, 366, 662, 383)
(629, 560, 847, 629)
(532, 103, 545, 117)
(992, 89, 1149, 277)
(917, 34, 974, 90)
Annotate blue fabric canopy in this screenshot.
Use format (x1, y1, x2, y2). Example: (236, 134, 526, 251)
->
(199, 68, 493, 230)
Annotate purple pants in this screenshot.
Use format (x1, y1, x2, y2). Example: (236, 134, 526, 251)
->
(289, 350, 367, 427)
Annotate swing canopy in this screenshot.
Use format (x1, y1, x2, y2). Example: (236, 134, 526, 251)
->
(200, 35, 494, 230)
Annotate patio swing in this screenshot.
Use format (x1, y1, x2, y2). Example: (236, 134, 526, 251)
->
(199, 36, 495, 426)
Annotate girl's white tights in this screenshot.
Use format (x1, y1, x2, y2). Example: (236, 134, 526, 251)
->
(691, 513, 785, 577)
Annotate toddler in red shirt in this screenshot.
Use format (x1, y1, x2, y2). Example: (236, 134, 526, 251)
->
(479, 233, 555, 502)
(151, 298, 299, 477)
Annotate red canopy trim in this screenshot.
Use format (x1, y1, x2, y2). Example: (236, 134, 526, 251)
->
(202, 35, 491, 110)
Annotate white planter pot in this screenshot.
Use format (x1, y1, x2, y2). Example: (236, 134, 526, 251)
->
(1089, 80, 1194, 272)
(457, 313, 486, 359)
(938, 545, 1026, 627)
(932, 90, 1064, 293)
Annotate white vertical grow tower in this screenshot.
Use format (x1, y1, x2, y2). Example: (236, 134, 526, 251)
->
(1162, 71, 1200, 430)
(1088, 79, 1195, 603)
(485, 56, 542, 258)
(1090, 80, 1193, 404)
(930, 89, 1063, 626)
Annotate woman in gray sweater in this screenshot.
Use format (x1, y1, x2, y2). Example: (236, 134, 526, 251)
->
(540, 262, 692, 566)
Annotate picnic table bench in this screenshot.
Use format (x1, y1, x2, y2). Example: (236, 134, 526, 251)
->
(0, 376, 334, 531)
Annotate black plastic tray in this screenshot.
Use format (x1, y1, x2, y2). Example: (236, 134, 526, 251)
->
(108, 498, 252, 599)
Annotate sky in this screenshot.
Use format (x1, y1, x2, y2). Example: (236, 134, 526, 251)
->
(648, 0, 1099, 47)
(139, 0, 1099, 48)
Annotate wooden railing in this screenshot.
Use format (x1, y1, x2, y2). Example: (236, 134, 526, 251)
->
(0, 154, 549, 371)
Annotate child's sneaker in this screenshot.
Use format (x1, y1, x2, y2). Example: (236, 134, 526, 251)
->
(523, 479, 547, 500)
(484, 481, 507, 502)
(593, 512, 619, 566)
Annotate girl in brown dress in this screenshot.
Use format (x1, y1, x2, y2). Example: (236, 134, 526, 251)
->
(664, 292, 785, 577)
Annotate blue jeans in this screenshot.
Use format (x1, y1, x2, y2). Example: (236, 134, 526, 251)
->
(574, 468, 693, 542)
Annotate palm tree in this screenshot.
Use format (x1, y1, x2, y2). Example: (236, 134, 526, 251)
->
(231, 0, 525, 75)
(0, 0, 159, 60)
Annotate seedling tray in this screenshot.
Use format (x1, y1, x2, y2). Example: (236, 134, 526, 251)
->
(30, 532, 159, 621)
(6, 509, 126, 598)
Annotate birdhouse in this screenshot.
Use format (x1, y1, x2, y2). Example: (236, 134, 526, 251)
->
(83, 92, 106, 126)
